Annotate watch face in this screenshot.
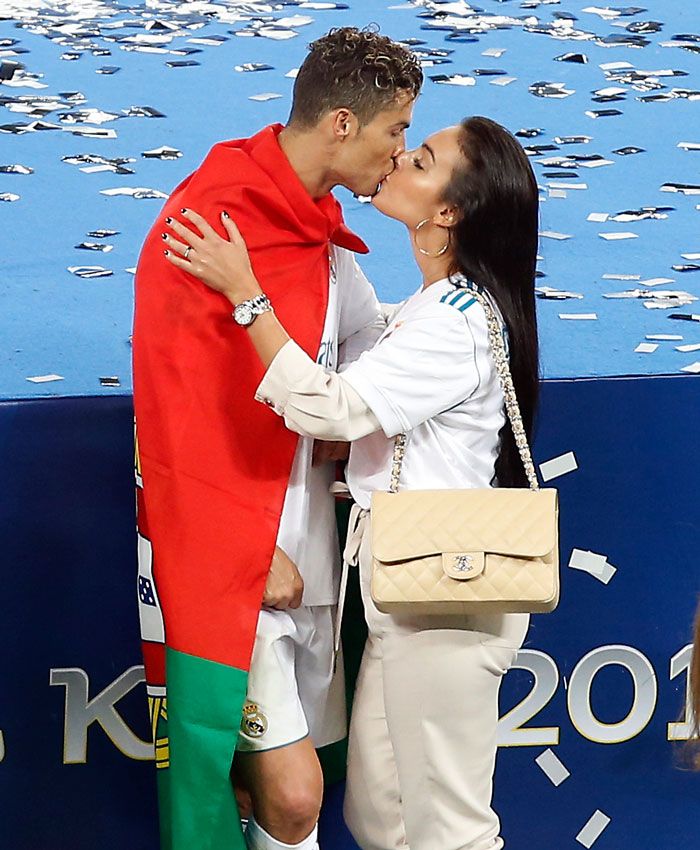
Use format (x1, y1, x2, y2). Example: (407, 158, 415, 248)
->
(234, 303, 254, 326)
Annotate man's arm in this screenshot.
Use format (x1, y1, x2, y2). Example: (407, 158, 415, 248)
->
(264, 546, 304, 609)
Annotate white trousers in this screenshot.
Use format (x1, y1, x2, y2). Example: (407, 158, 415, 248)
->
(342, 506, 529, 850)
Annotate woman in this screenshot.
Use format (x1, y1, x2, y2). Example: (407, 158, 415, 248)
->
(163, 115, 540, 850)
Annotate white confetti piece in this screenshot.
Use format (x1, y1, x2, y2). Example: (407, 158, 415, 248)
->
(535, 749, 571, 786)
(661, 39, 700, 49)
(548, 182, 588, 191)
(0, 192, 20, 202)
(188, 37, 226, 47)
(595, 86, 628, 98)
(530, 80, 575, 98)
(584, 6, 621, 19)
(681, 253, 700, 261)
(635, 342, 658, 353)
(676, 343, 700, 352)
(599, 232, 638, 241)
(434, 74, 476, 87)
(490, 76, 516, 86)
(482, 48, 506, 57)
(599, 561, 617, 585)
(67, 265, 113, 278)
(142, 145, 182, 159)
(250, 28, 297, 41)
(569, 549, 608, 577)
(540, 452, 578, 482)
(576, 811, 611, 848)
(0, 164, 32, 174)
(100, 187, 168, 199)
(275, 15, 314, 28)
(60, 108, 119, 125)
(559, 313, 598, 320)
(647, 334, 683, 341)
(661, 183, 700, 195)
(26, 374, 64, 383)
(535, 286, 583, 301)
(602, 273, 641, 280)
(249, 92, 283, 102)
(681, 362, 700, 374)
(572, 557, 616, 585)
(585, 109, 622, 119)
(1, 77, 47, 89)
(587, 212, 609, 222)
(678, 142, 700, 151)
(578, 158, 614, 168)
(66, 126, 117, 139)
(537, 286, 583, 300)
(540, 231, 572, 240)
(639, 277, 674, 287)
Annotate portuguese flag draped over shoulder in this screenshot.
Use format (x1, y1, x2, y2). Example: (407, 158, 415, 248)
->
(132, 123, 368, 850)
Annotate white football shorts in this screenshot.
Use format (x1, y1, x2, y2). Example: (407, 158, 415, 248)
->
(237, 605, 347, 753)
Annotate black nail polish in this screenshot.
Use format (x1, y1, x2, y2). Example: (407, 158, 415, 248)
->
(181, 208, 187, 214)
(161, 232, 167, 240)
(164, 249, 169, 256)
(222, 210, 229, 219)
(165, 217, 172, 224)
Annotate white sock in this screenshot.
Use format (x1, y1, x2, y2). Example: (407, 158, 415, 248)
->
(244, 815, 319, 850)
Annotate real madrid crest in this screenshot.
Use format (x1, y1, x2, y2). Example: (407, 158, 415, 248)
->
(241, 702, 268, 738)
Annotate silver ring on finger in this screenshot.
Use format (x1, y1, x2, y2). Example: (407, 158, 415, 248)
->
(184, 245, 192, 260)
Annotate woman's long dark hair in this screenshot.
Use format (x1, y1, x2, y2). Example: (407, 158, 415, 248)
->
(443, 116, 540, 488)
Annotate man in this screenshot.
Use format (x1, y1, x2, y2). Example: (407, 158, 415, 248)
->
(133, 27, 422, 850)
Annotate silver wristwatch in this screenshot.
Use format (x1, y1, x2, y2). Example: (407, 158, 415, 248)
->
(232, 293, 273, 327)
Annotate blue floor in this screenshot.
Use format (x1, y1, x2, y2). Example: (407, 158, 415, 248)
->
(2, 0, 699, 398)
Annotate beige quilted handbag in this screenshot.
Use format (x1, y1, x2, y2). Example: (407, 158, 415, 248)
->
(370, 282, 560, 615)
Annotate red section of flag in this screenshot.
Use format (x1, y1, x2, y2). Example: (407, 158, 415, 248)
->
(133, 124, 367, 673)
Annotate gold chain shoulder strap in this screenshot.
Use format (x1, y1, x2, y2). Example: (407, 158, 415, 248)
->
(389, 278, 540, 494)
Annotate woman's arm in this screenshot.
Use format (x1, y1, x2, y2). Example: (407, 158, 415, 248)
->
(163, 209, 381, 440)
(257, 341, 381, 441)
(163, 209, 292, 367)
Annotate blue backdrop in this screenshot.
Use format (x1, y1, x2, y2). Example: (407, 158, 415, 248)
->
(2, 375, 699, 849)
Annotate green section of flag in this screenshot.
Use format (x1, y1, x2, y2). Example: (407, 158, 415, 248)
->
(156, 754, 172, 850)
(165, 647, 249, 850)
(152, 503, 370, 845)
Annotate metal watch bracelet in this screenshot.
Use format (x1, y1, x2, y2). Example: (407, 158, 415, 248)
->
(232, 293, 273, 327)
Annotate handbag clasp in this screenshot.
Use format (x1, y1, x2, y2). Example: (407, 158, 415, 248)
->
(442, 551, 485, 581)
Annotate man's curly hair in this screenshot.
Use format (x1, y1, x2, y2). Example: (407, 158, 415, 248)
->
(289, 26, 423, 128)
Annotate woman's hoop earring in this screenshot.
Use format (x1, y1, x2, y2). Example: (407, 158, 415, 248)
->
(415, 218, 450, 258)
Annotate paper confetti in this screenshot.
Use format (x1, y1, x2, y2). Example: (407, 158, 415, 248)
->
(26, 374, 64, 383)
(535, 749, 571, 787)
(576, 811, 611, 848)
(540, 452, 578, 482)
